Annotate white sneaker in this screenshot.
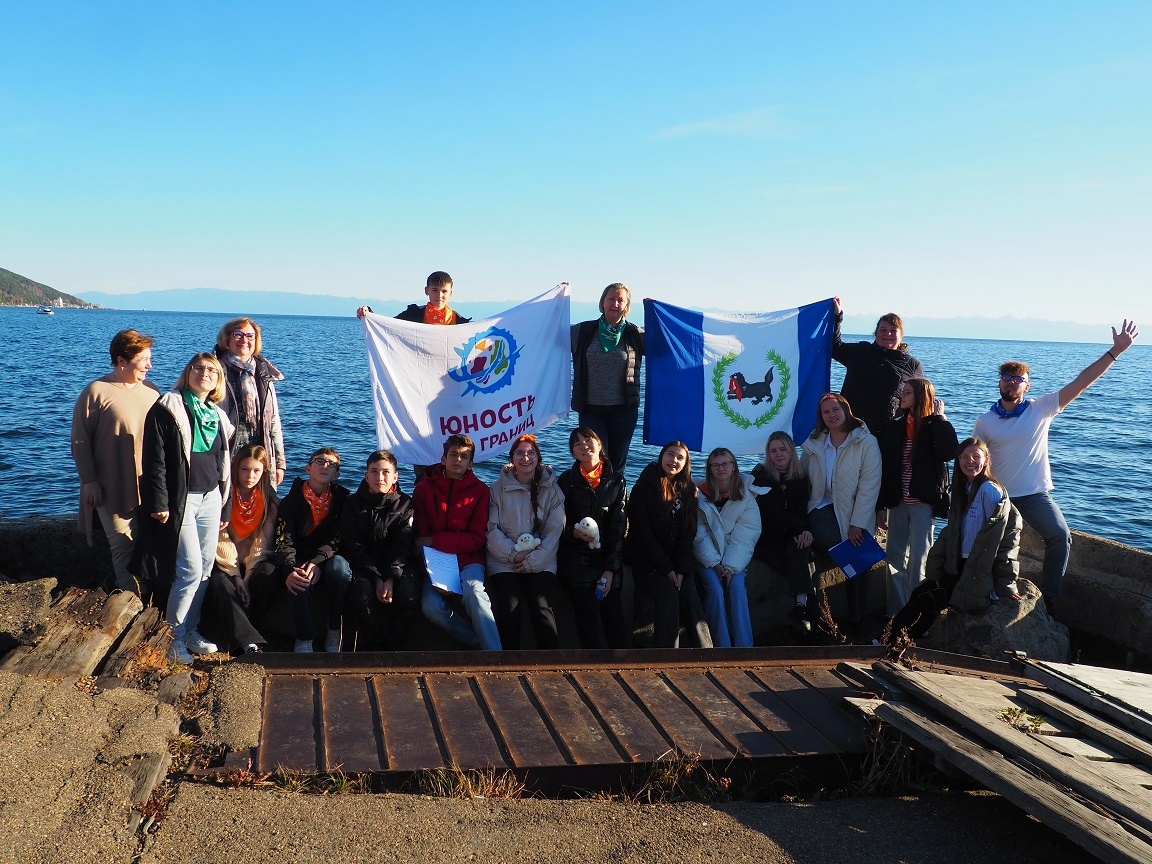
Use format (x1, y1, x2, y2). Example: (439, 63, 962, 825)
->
(167, 642, 194, 665)
(294, 639, 314, 653)
(186, 632, 218, 655)
(324, 630, 341, 653)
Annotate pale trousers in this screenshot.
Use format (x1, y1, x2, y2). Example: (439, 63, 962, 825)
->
(167, 489, 222, 644)
(885, 502, 935, 616)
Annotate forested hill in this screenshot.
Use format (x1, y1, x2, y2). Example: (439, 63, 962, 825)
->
(0, 267, 92, 307)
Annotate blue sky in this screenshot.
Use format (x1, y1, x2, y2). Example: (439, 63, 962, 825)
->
(2, 2, 1150, 328)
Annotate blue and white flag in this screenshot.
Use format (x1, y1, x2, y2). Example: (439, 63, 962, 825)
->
(643, 298, 835, 454)
(362, 284, 571, 465)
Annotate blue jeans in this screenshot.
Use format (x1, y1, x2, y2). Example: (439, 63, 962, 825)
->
(290, 555, 352, 641)
(420, 563, 502, 650)
(696, 566, 753, 648)
(885, 503, 935, 616)
(578, 405, 639, 477)
(168, 489, 222, 644)
(1012, 491, 1071, 599)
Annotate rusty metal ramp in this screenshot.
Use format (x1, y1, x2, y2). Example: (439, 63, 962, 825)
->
(212, 646, 897, 790)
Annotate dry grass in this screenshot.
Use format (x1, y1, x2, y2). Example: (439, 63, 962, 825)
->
(601, 750, 733, 804)
(414, 765, 528, 799)
(852, 718, 942, 797)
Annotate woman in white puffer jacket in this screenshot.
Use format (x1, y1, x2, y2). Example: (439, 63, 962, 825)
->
(693, 447, 761, 647)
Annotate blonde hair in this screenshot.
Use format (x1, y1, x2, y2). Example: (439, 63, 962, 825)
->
(174, 352, 226, 403)
(703, 448, 745, 503)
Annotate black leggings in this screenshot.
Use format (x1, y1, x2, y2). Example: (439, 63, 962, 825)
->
(486, 570, 560, 650)
(888, 569, 961, 641)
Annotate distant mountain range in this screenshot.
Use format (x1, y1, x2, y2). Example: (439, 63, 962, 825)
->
(0, 267, 93, 307)
(0, 266, 1114, 343)
(73, 286, 1116, 343)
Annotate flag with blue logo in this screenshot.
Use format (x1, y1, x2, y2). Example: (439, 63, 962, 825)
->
(643, 298, 835, 454)
(362, 284, 571, 465)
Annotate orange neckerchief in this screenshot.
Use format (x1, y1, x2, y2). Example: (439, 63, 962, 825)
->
(302, 483, 332, 534)
(230, 487, 265, 540)
(905, 413, 918, 441)
(424, 304, 457, 325)
(580, 460, 603, 489)
(698, 482, 730, 503)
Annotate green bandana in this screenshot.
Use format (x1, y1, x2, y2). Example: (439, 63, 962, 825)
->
(597, 315, 625, 352)
(182, 389, 220, 453)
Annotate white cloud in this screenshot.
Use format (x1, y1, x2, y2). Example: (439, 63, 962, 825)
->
(654, 106, 791, 140)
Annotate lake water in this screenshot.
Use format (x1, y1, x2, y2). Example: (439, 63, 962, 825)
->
(5, 306, 1149, 552)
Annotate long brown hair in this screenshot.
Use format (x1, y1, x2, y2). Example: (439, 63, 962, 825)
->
(657, 441, 697, 535)
(952, 437, 999, 515)
(813, 392, 864, 437)
(703, 447, 745, 503)
(509, 434, 544, 535)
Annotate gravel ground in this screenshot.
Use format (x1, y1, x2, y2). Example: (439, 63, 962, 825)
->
(139, 785, 1088, 864)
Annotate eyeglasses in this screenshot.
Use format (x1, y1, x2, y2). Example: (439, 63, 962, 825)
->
(191, 364, 219, 377)
(310, 458, 340, 469)
(710, 461, 736, 470)
(231, 331, 257, 343)
(513, 450, 538, 460)
(1000, 374, 1028, 385)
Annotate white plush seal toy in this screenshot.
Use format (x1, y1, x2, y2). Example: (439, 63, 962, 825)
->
(513, 533, 542, 553)
(575, 517, 602, 550)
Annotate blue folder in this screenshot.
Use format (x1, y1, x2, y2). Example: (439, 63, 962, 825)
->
(828, 530, 887, 578)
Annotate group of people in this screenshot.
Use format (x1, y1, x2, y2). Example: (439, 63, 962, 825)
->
(70, 270, 1138, 662)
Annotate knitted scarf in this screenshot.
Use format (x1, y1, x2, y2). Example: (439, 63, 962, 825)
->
(223, 352, 259, 433)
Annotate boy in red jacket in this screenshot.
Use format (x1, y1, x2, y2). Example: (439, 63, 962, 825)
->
(414, 435, 501, 650)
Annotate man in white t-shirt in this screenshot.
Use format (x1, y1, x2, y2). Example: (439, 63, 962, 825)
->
(973, 320, 1139, 614)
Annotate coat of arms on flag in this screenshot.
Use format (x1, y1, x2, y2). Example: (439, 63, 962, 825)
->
(643, 298, 835, 454)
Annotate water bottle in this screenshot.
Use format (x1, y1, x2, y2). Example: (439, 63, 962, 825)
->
(595, 574, 609, 601)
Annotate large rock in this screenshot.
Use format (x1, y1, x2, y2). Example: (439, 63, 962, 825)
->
(0, 515, 112, 590)
(0, 577, 56, 653)
(918, 577, 1070, 662)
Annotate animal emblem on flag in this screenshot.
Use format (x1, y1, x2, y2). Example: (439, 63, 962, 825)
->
(448, 328, 522, 395)
(643, 298, 834, 454)
(361, 284, 571, 465)
(716, 351, 790, 429)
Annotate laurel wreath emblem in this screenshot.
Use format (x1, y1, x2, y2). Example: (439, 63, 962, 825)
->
(711, 349, 791, 429)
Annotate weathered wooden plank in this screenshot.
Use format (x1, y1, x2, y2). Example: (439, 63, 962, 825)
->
(616, 670, 732, 760)
(373, 675, 445, 771)
(320, 676, 382, 772)
(423, 674, 508, 770)
(258, 676, 319, 773)
(1095, 761, 1152, 789)
(876, 663, 1152, 836)
(876, 700, 1152, 864)
(709, 667, 838, 755)
(474, 674, 566, 768)
(526, 672, 625, 765)
(1024, 661, 1152, 741)
(1, 589, 143, 679)
(752, 668, 867, 753)
(1042, 735, 1127, 762)
(661, 669, 785, 756)
(568, 671, 672, 762)
(1018, 688, 1152, 770)
(97, 606, 168, 683)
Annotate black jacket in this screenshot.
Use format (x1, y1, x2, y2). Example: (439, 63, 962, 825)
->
(570, 319, 644, 411)
(623, 461, 697, 577)
(275, 477, 350, 571)
(749, 464, 811, 549)
(395, 304, 471, 324)
(339, 480, 416, 584)
(133, 394, 231, 596)
(878, 414, 959, 516)
(832, 313, 923, 436)
(556, 458, 627, 584)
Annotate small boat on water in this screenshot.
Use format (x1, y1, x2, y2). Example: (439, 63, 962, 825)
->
(36, 305, 54, 315)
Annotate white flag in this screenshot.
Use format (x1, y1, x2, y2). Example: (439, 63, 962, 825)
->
(362, 284, 572, 464)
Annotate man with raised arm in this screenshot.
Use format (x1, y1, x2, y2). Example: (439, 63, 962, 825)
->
(973, 320, 1139, 614)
